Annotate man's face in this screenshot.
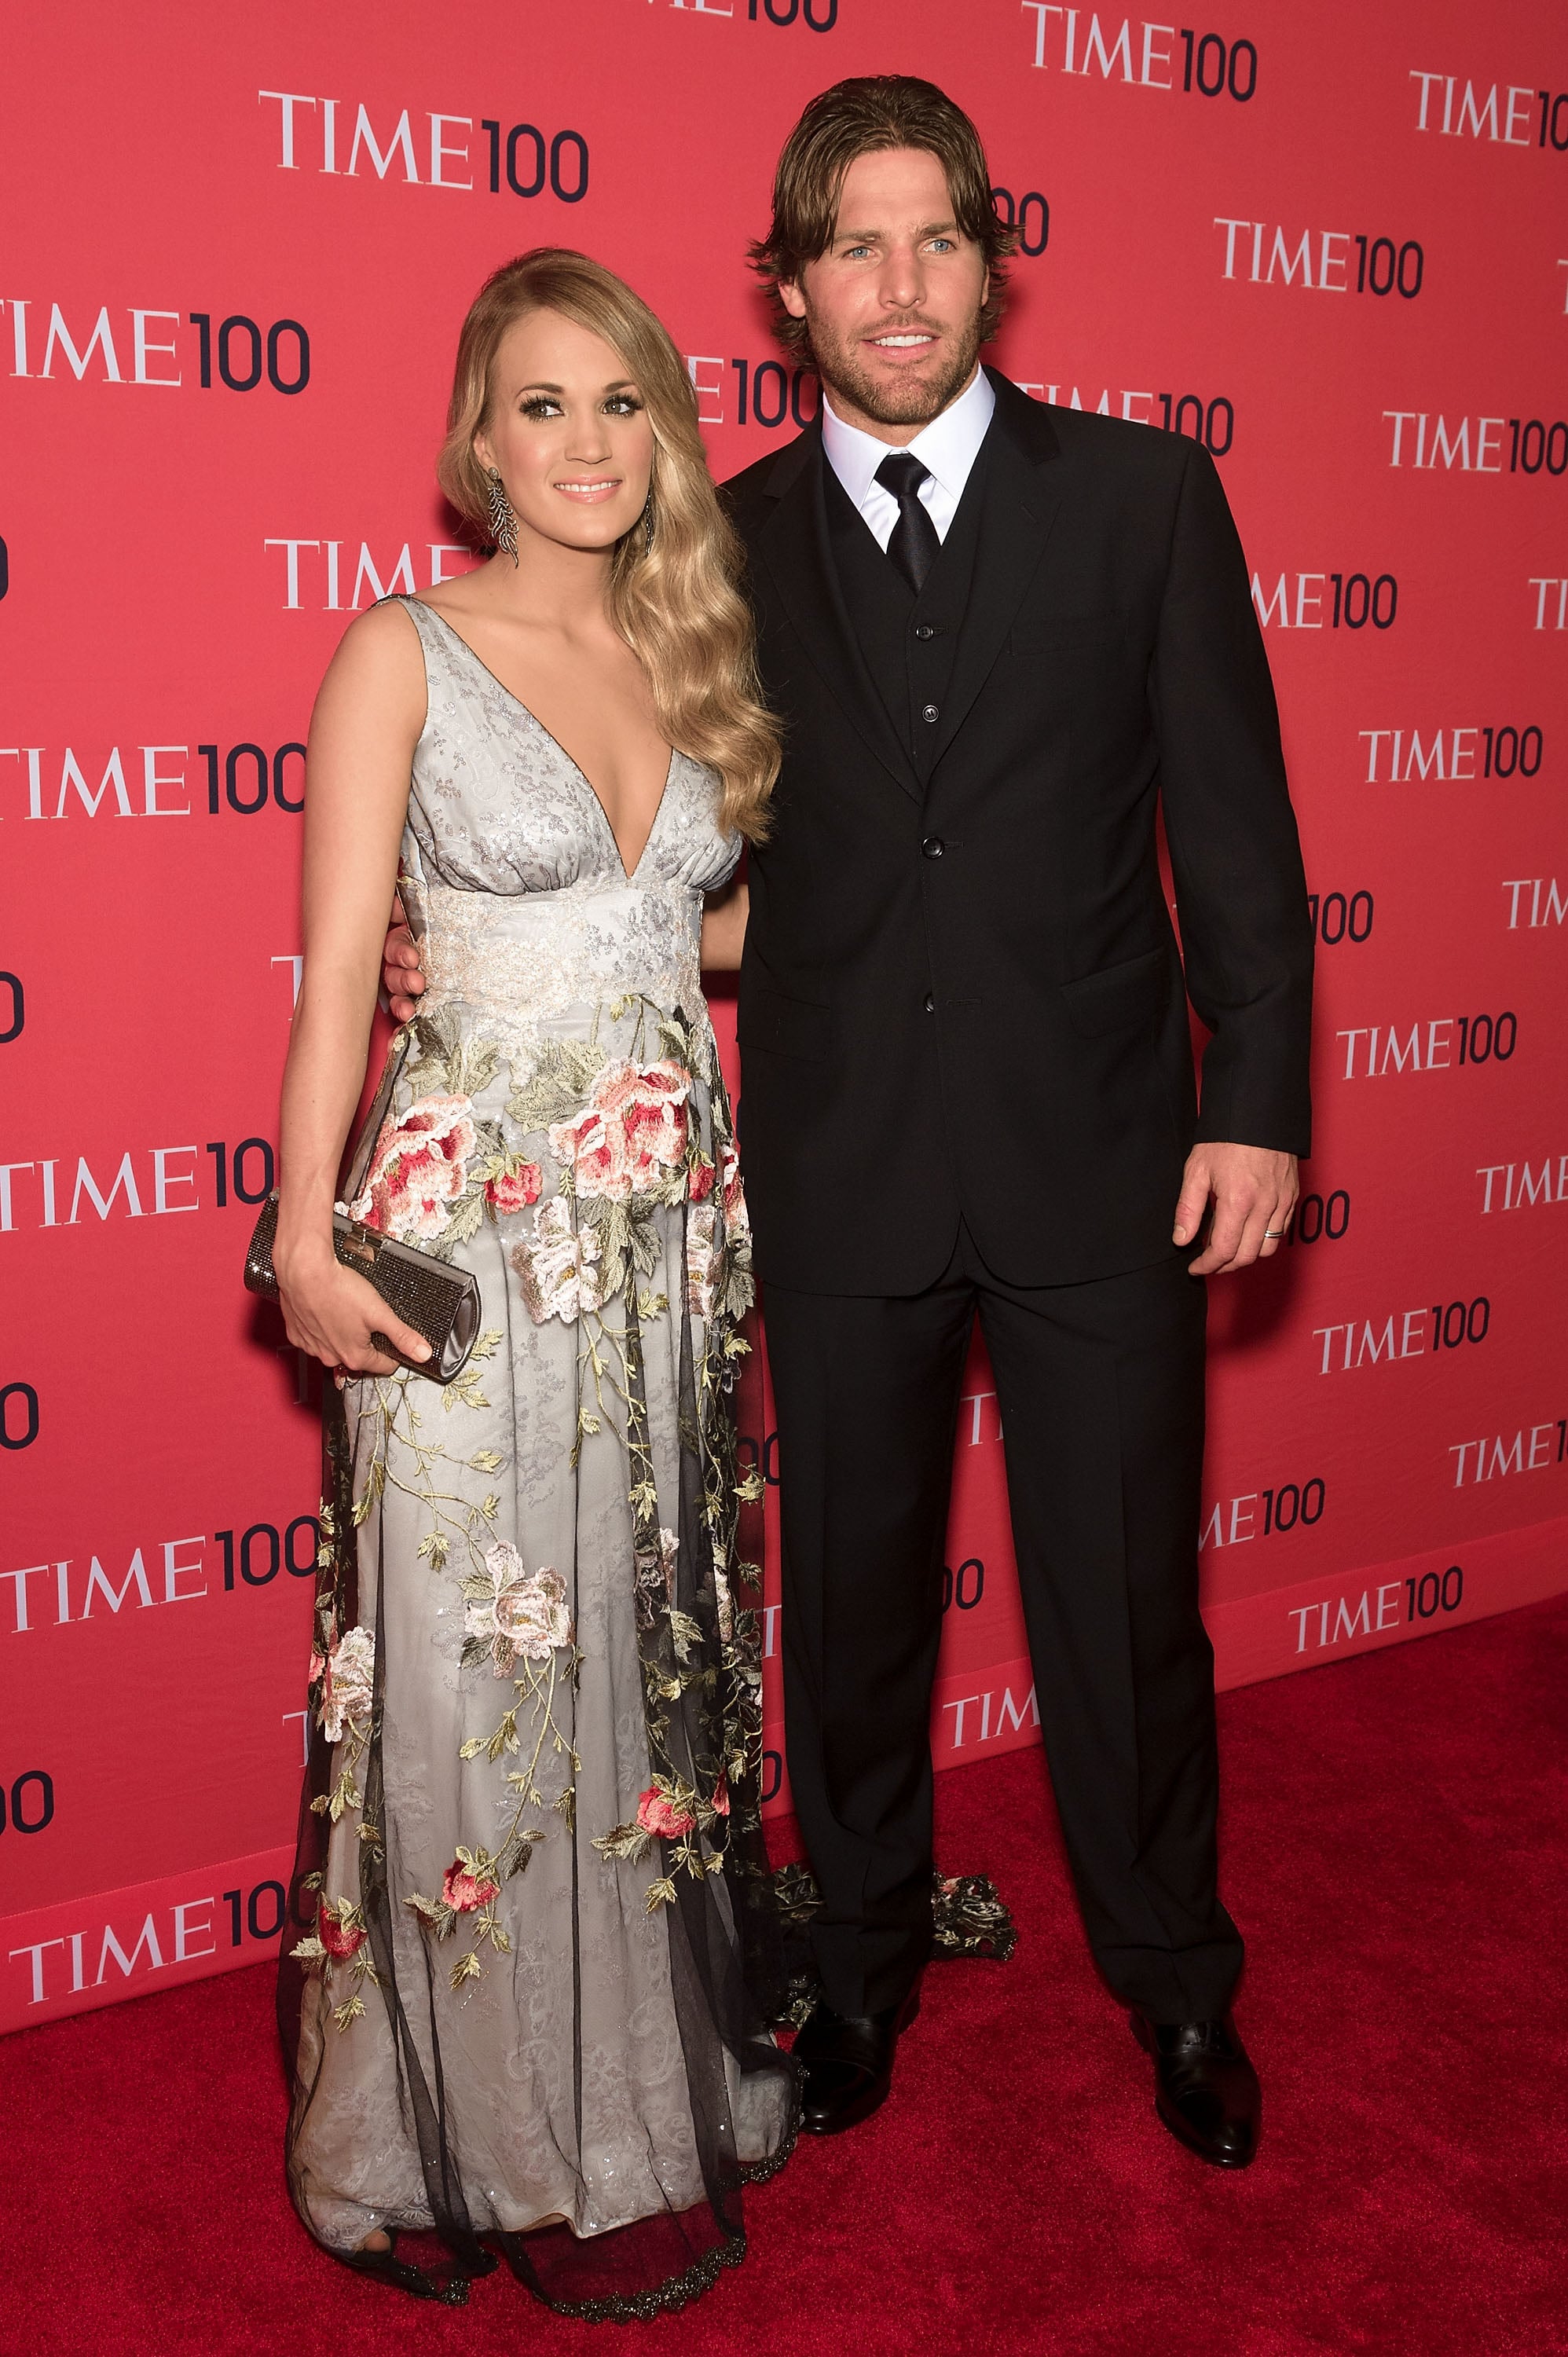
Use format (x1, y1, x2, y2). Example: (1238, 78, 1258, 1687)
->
(779, 146, 989, 441)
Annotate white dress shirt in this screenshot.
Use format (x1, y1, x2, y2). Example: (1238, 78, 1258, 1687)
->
(819, 365, 997, 552)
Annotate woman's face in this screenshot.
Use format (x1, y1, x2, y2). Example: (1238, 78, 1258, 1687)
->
(474, 308, 655, 556)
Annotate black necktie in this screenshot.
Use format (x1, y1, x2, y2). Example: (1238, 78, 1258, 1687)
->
(874, 451, 940, 597)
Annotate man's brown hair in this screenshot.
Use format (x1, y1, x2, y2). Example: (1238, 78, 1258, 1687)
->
(749, 76, 1019, 358)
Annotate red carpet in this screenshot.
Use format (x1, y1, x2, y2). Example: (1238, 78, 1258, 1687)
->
(5, 1596, 1566, 2357)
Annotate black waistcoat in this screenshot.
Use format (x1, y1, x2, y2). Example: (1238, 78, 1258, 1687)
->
(822, 459, 986, 782)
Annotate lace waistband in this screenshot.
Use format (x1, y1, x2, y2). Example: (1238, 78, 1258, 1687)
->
(408, 878, 704, 1065)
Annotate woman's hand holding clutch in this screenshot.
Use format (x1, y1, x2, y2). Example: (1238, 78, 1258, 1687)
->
(274, 1231, 434, 1381)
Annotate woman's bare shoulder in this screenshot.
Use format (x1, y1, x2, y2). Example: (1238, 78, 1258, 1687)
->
(320, 598, 426, 695)
(335, 595, 425, 662)
(309, 601, 428, 750)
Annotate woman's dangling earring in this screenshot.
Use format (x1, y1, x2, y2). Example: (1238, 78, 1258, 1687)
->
(640, 489, 655, 553)
(486, 467, 518, 565)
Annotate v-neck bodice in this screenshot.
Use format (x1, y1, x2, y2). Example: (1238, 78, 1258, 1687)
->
(388, 594, 740, 1066)
(397, 596, 732, 898)
(411, 600, 679, 883)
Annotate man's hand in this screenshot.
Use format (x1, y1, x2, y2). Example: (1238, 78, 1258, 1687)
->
(1173, 1142, 1299, 1275)
(382, 891, 427, 1022)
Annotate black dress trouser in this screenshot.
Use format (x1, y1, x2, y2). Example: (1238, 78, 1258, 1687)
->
(764, 1222, 1244, 2025)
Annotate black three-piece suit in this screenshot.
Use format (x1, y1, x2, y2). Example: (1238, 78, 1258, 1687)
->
(724, 368, 1313, 2024)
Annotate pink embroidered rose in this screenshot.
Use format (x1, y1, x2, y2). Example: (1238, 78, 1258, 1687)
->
(463, 1545, 573, 1673)
(550, 1100, 633, 1201)
(486, 1164, 543, 1215)
(549, 1060, 691, 1203)
(317, 1901, 367, 1961)
(687, 1155, 715, 1204)
(711, 1778, 731, 1818)
(313, 1626, 376, 1743)
(511, 1199, 603, 1325)
(442, 1860, 500, 1913)
(718, 1138, 748, 1233)
(350, 1093, 478, 1242)
(609, 1061, 690, 1183)
(636, 1786, 696, 1839)
(685, 1204, 722, 1321)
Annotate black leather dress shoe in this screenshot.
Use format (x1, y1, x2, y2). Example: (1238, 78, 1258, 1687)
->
(795, 1983, 921, 2135)
(1134, 2011, 1260, 2168)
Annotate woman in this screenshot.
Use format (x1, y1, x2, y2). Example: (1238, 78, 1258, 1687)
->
(271, 247, 794, 2314)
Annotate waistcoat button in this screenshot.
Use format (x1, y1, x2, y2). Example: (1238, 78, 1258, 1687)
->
(923, 992, 936, 1014)
(921, 702, 940, 724)
(921, 836, 945, 860)
(914, 623, 936, 640)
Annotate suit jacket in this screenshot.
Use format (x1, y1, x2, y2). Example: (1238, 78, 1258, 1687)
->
(724, 366, 1313, 1295)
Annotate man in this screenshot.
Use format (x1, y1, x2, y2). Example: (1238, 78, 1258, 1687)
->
(390, 78, 1312, 2169)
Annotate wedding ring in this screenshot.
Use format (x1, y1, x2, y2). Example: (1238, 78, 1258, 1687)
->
(1263, 1229, 1285, 1239)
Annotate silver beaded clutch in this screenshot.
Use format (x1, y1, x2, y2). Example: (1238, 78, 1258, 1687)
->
(242, 1035, 481, 1385)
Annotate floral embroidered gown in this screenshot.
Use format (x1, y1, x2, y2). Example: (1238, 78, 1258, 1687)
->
(279, 596, 797, 2315)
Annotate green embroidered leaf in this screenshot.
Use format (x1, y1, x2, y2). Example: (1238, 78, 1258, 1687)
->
(507, 1039, 608, 1135)
(450, 1950, 482, 1989)
(408, 1891, 459, 1939)
(451, 1038, 500, 1099)
(667, 1608, 704, 1664)
(592, 1821, 653, 1864)
(442, 1373, 491, 1415)
(290, 1935, 326, 1963)
(412, 1006, 459, 1061)
(444, 1189, 486, 1248)
(643, 1876, 678, 1914)
(416, 1530, 450, 1569)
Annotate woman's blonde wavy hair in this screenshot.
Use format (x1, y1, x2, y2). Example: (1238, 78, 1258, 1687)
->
(438, 249, 779, 842)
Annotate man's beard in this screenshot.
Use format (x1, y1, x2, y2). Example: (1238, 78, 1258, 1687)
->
(803, 304, 984, 429)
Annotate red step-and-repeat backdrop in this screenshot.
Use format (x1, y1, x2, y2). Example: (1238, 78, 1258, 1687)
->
(3, 0, 1565, 2032)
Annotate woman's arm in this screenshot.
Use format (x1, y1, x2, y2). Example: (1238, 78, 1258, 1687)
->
(699, 873, 749, 973)
(273, 603, 433, 1375)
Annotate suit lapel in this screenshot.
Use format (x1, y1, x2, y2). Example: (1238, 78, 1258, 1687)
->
(928, 371, 1063, 773)
(753, 427, 921, 801)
